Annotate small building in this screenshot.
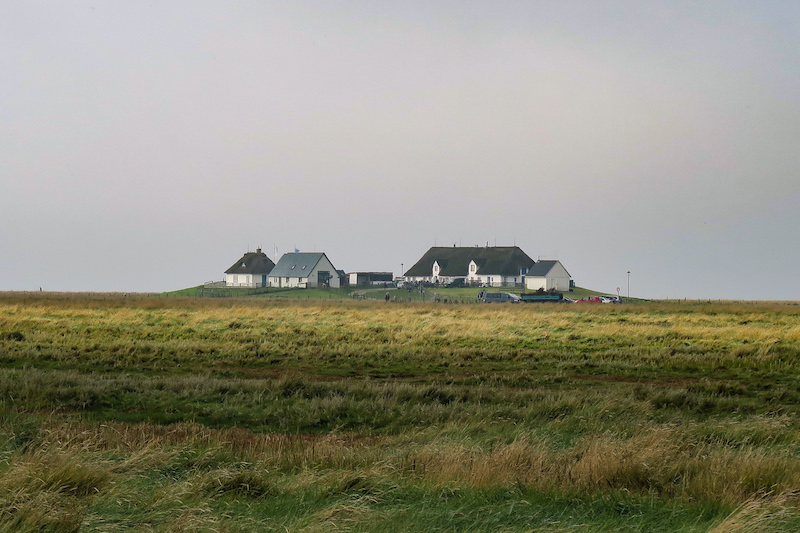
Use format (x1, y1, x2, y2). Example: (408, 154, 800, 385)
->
(404, 246, 535, 287)
(267, 252, 341, 288)
(524, 260, 572, 292)
(348, 272, 394, 287)
(224, 248, 275, 288)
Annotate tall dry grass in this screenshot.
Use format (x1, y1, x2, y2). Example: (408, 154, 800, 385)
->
(402, 426, 800, 506)
(4, 417, 800, 531)
(3, 295, 800, 530)
(15, 419, 800, 507)
(708, 491, 800, 533)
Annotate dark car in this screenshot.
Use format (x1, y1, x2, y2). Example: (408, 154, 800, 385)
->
(480, 292, 521, 303)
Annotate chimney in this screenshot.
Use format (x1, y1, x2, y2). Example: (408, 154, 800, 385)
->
(256, 248, 262, 254)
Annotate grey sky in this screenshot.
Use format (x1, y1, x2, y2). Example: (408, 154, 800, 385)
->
(2, 1, 799, 299)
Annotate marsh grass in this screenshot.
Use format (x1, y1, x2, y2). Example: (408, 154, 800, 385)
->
(2, 294, 800, 530)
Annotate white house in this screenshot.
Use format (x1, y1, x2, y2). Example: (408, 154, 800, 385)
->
(224, 249, 275, 287)
(525, 260, 572, 292)
(268, 252, 341, 288)
(404, 246, 535, 287)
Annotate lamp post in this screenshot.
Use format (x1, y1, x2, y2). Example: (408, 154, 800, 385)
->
(401, 263, 404, 278)
(627, 271, 631, 300)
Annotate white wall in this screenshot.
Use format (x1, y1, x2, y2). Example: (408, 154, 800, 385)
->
(227, 273, 269, 287)
(526, 276, 571, 291)
(226, 273, 254, 287)
(268, 276, 306, 288)
(467, 274, 519, 287)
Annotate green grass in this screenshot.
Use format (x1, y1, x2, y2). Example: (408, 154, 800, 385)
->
(2, 293, 800, 530)
(159, 283, 605, 303)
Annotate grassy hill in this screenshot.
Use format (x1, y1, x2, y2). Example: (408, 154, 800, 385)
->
(161, 284, 620, 303)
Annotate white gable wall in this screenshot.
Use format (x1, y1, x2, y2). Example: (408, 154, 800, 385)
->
(308, 255, 340, 288)
(525, 262, 571, 291)
(467, 261, 481, 285)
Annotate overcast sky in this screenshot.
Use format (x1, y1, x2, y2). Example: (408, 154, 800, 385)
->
(2, 1, 799, 299)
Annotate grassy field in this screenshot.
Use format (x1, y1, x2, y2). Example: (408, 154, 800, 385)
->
(2, 293, 800, 531)
(159, 284, 610, 303)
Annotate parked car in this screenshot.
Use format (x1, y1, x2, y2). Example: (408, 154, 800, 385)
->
(600, 295, 622, 304)
(479, 292, 521, 303)
(576, 296, 603, 303)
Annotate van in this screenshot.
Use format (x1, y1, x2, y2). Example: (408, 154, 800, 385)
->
(480, 292, 520, 303)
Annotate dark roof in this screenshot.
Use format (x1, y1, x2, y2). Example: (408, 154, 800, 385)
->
(528, 260, 571, 278)
(404, 246, 535, 277)
(269, 252, 335, 278)
(224, 251, 275, 275)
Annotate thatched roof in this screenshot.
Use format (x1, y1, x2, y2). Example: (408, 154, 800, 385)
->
(404, 246, 535, 277)
(224, 250, 275, 275)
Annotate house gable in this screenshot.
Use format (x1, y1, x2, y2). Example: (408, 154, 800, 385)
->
(525, 260, 572, 291)
(268, 252, 340, 288)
